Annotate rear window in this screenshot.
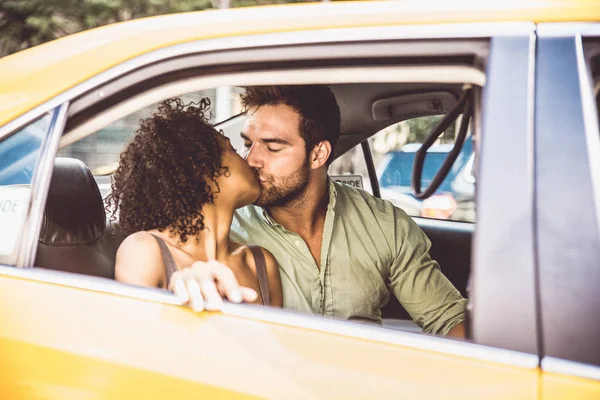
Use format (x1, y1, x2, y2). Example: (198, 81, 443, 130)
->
(380, 151, 451, 190)
(330, 115, 475, 223)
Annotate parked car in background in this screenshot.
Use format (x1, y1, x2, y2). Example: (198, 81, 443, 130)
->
(378, 136, 475, 222)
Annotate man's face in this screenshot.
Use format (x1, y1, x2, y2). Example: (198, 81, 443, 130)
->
(241, 104, 310, 207)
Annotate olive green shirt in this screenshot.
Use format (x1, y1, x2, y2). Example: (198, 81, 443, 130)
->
(231, 179, 466, 335)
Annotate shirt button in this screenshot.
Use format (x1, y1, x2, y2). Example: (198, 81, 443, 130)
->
(294, 240, 300, 246)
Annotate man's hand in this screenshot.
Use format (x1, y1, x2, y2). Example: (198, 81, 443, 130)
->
(168, 260, 257, 311)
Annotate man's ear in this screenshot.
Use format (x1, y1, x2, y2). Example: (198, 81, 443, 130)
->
(310, 141, 332, 169)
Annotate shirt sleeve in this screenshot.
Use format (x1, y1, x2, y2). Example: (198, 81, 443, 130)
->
(388, 206, 467, 336)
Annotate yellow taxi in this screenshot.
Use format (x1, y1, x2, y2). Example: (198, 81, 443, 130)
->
(0, 0, 599, 398)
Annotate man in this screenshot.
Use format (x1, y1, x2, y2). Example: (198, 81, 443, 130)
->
(235, 85, 466, 337)
(172, 85, 466, 337)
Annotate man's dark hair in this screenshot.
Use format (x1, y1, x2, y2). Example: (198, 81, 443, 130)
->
(240, 85, 341, 165)
(106, 98, 228, 243)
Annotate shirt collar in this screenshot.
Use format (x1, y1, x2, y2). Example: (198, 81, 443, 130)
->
(258, 206, 279, 227)
(255, 178, 338, 226)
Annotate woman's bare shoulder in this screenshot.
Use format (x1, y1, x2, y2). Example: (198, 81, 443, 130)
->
(115, 231, 165, 287)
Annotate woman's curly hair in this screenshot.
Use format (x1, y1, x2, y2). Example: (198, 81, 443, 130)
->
(106, 98, 228, 242)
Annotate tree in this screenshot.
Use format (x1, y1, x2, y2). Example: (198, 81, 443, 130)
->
(1, 0, 308, 57)
(0, 0, 64, 55)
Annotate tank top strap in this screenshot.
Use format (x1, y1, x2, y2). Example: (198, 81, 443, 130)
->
(248, 245, 270, 306)
(150, 234, 178, 287)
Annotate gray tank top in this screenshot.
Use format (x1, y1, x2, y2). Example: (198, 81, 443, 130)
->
(150, 234, 270, 306)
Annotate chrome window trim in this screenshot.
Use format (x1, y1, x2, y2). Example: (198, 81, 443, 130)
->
(60, 65, 486, 149)
(15, 102, 69, 268)
(527, 30, 542, 359)
(542, 357, 600, 382)
(0, 263, 538, 370)
(0, 21, 534, 141)
(537, 22, 600, 37)
(575, 34, 600, 241)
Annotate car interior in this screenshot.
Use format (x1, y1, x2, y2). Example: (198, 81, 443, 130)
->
(34, 157, 124, 278)
(27, 80, 477, 330)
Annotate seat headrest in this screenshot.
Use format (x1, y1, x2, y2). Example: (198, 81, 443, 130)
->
(39, 157, 106, 245)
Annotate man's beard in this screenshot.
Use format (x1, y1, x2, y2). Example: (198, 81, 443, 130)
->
(254, 159, 310, 208)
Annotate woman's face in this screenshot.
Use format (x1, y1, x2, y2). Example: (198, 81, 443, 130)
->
(216, 135, 261, 209)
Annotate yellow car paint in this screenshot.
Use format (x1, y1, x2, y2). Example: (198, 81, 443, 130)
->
(1, 0, 600, 127)
(0, 273, 538, 399)
(1, 1, 599, 397)
(542, 372, 600, 400)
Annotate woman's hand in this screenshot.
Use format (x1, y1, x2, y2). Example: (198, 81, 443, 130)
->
(169, 260, 258, 311)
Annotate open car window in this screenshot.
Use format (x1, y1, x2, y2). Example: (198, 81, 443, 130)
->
(58, 87, 244, 199)
(4, 44, 487, 346)
(329, 114, 476, 223)
(53, 75, 481, 324)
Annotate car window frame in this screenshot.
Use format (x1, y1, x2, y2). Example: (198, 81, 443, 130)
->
(344, 115, 478, 224)
(0, 22, 553, 375)
(0, 113, 53, 265)
(0, 105, 69, 269)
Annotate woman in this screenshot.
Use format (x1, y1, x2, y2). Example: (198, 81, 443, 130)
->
(107, 98, 282, 310)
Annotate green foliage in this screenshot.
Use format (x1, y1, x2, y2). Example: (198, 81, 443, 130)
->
(404, 115, 456, 144)
(0, 0, 305, 56)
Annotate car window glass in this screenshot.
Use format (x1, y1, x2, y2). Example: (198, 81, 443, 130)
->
(0, 113, 51, 264)
(331, 115, 475, 223)
(377, 115, 475, 223)
(328, 145, 372, 193)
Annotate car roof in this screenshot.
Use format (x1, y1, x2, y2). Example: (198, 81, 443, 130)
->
(0, 0, 599, 127)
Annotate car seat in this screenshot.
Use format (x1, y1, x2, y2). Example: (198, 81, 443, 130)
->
(34, 157, 125, 278)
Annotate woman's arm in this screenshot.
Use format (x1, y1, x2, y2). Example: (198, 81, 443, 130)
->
(115, 232, 165, 288)
(116, 233, 261, 311)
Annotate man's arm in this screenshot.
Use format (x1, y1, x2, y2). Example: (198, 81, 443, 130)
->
(447, 322, 465, 338)
(388, 207, 467, 337)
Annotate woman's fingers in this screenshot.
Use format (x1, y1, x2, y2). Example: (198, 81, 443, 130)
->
(184, 276, 204, 312)
(216, 282, 258, 303)
(170, 275, 189, 304)
(168, 260, 257, 311)
(200, 277, 223, 311)
(239, 287, 259, 303)
(209, 260, 254, 303)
